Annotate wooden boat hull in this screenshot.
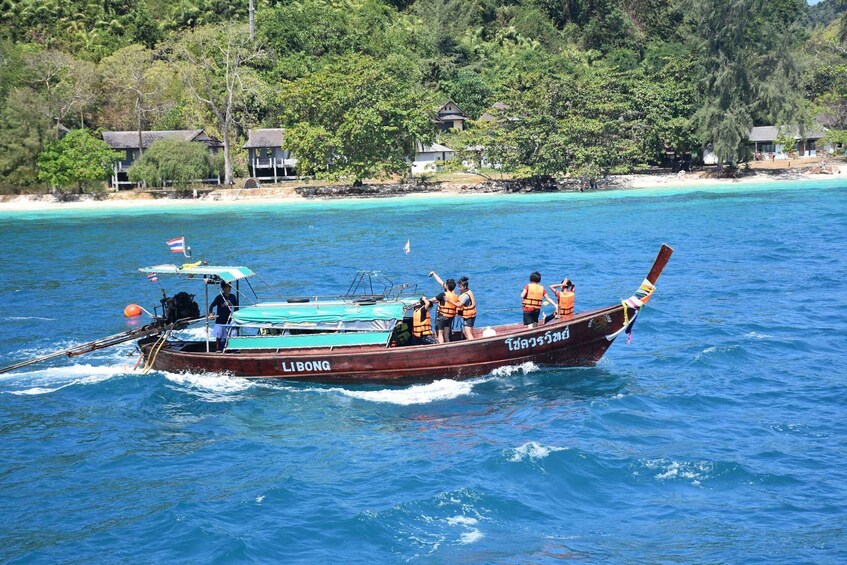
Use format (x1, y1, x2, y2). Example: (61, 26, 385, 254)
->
(139, 244, 673, 384)
(140, 304, 631, 384)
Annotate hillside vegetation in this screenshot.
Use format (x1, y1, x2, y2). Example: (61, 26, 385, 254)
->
(1, 0, 846, 192)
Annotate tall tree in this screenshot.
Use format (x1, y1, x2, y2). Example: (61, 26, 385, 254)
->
(277, 53, 433, 184)
(457, 64, 658, 182)
(37, 129, 120, 193)
(22, 49, 98, 134)
(0, 87, 52, 191)
(683, 0, 804, 167)
(100, 46, 179, 155)
(173, 23, 267, 186)
(127, 138, 221, 189)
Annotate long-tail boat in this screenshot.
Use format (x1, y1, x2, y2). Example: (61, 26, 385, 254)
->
(134, 244, 673, 384)
(0, 245, 672, 383)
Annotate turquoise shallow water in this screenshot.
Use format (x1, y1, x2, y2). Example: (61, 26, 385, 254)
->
(1, 181, 846, 563)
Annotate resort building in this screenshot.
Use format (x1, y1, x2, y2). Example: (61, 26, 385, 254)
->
(749, 125, 831, 160)
(435, 101, 468, 132)
(243, 128, 298, 183)
(412, 142, 456, 174)
(102, 129, 223, 189)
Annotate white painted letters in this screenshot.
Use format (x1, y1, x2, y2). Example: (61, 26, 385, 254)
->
(504, 327, 570, 352)
(281, 360, 332, 372)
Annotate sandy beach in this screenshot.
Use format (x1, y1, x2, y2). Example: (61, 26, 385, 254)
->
(1, 162, 844, 212)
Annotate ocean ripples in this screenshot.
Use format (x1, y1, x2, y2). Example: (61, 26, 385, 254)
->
(2, 184, 847, 563)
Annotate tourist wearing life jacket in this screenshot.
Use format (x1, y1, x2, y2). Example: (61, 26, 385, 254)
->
(521, 271, 551, 328)
(456, 276, 477, 340)
(549, 278, 575, 320)
(428, 271, 461, 343)
(410, 296, 436, 345)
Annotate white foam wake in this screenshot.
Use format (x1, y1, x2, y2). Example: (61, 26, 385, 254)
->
(162, 371, 254, 401)
(489, 361, 540, 378)
(1, 363, 137, 395)
(284, 374, 500, 405)
(641, 458, 715, 486)
(506, 441, 569, 462)
(318, 378, 476, 405)
(446, 516, 484, 544)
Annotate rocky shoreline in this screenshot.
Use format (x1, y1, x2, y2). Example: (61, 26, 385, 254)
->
(1, 165, 843, 210)
(290, 176, 633, 199)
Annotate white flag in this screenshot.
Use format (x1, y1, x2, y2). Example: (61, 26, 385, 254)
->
(404, 239, 411, 254)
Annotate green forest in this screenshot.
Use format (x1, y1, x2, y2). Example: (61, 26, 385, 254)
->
(1, 0, 846, 192)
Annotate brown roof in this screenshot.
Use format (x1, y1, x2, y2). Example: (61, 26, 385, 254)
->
(479, 102, 512, 122)
(101, 129, 222, 149)
(243, 128, 285, 149)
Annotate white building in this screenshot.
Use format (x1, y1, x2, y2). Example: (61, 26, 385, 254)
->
(749, 125, 831, 160)
(412, 142, 455, 174)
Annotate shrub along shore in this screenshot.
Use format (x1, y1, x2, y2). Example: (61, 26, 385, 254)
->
(1, 163, 843, 212)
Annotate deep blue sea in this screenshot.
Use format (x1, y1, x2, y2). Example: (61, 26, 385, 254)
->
(1, 180, 846, 563)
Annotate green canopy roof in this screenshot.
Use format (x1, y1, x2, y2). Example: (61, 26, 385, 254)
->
(232, 300, 412, 325)
(138, 264, 255, 283)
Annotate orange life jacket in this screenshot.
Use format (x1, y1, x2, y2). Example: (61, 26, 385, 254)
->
(438, 290, 458, 318)
(458, 290, 476, 319)
(557, 290, 574, 317)
(522, 283, 544, 310)
(412, 307, 433, 337)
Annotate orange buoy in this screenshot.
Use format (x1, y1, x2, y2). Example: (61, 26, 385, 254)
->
(124, 304, 143, 318)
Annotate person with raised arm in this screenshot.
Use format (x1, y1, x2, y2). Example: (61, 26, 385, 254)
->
(428, 271, 459, 343)
(549, 278, 576, 321)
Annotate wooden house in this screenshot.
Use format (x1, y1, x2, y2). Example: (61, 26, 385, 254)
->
(243, 128, 298, 182)
(101, 129, 223, 189)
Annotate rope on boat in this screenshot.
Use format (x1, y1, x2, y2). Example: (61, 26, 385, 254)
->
(141, 328, 172, 374)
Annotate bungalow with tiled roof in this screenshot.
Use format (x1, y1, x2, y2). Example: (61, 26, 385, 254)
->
(102, 129, 223, 189)
(243, 128, 298, 182)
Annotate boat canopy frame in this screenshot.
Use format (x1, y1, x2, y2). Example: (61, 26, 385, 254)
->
(344, 270, 418, 302)
(138, 264, 257, 284)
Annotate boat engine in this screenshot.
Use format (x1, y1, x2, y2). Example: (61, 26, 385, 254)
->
(161, 291, 201, 326)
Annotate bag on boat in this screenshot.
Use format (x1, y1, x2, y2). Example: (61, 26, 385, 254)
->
(164, 291, 200, 324)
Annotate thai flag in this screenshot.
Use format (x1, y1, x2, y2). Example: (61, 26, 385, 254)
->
(167, 237, 186, 254)
(147, 272, 158, 283)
